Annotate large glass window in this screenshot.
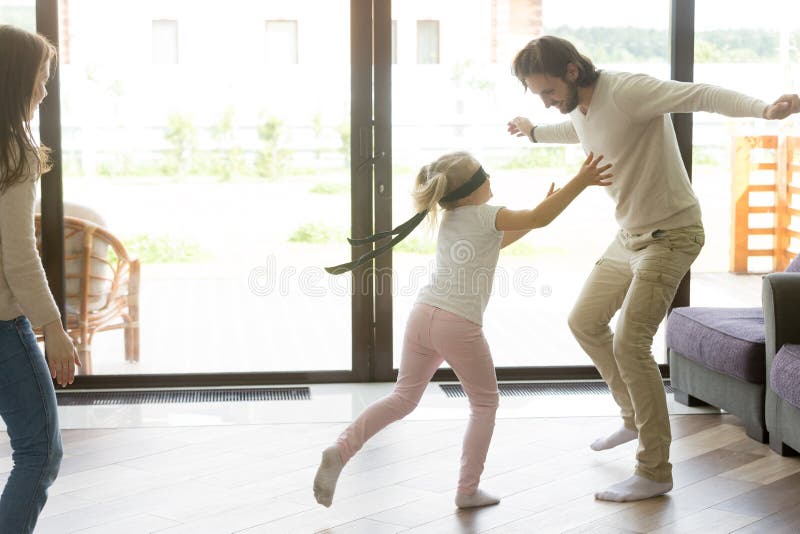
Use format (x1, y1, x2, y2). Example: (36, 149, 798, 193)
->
(53, 1, 351, 375)
(391, 0, 671, 368)
(691, 0, 800, 308)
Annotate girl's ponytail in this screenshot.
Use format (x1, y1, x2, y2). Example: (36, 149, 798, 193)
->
(412, 164, 449, 228)
(411, 151, 477, 228)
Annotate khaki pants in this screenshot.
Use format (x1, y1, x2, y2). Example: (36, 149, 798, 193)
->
(568, 224, 704, 483)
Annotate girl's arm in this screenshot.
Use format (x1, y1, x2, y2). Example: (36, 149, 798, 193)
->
(495, 152, 612, 232)
(500, 183, 558, 248)
(500, 228, 531, 249)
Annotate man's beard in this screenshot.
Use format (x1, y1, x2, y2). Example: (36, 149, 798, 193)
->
(560, 80, 579, 113)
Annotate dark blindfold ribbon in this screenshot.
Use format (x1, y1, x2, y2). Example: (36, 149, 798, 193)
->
(324, 210, 428, 275)
(440, 166, 487, 202)
(324, 166, 487, 275)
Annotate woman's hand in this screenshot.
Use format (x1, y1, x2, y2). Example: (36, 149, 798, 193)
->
(575, 152, 614, 188)
(42, 320, 81, 387)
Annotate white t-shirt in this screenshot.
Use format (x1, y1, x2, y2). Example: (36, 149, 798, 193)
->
(416, 204, 503, 326)
(534, 70, 768, 234)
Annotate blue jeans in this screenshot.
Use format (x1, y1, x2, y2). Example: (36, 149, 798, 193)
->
(0, 317, 63, 534)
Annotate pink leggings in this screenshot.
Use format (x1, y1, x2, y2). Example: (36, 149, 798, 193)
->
(336, 303, 499, 494)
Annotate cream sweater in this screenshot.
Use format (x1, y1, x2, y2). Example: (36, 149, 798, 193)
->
(534, 71, 768, 234)
(0, 171, 61, 328)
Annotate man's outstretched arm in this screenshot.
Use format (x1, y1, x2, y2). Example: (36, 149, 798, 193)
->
(617, 73, 798, 122)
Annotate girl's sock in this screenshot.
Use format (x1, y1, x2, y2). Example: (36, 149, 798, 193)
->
(313, 445, 344, 507)
(455, 488, 500, 509)
(590, 426, 638, 451)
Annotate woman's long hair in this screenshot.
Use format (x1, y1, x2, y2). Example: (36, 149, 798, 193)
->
(0, 25, 57, 193)
(412, 151, 479, 228)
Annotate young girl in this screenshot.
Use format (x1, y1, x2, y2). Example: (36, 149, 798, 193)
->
(315, 150, 612, 508)
(0, 25, 81, 533)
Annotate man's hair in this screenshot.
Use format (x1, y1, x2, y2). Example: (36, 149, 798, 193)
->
(512, 35, 599, 89)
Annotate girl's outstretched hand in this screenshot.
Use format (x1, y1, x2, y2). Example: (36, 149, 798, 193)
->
(576, 152, 613, 187)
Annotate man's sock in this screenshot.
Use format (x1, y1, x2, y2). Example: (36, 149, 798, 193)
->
(313, 445, 344, 507)
(594, 475, 672, 502)
(590, 426, 638, 451)
(455, 488, 500, 509)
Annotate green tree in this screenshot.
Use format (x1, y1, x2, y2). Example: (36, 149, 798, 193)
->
(210, 107, 246, 180)
(545, 26, 783, 63)
(163, 113, 197, 176)
(311, 112, 324, 161)
(256, 115, 287, 179)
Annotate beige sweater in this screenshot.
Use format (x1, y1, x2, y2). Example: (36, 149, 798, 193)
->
(534, 71, 768, 234)
(0, 173, 61, 328)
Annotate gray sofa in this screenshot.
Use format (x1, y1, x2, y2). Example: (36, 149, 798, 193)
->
(666, 253, 800, 445)
(763, 272, 800, 455)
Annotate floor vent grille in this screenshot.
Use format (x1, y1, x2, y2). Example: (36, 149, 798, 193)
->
(56, 387, 311, 405)
(440, 381, 673, 398)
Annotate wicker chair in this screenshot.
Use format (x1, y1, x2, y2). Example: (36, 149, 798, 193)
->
(34, 215, 140, 375)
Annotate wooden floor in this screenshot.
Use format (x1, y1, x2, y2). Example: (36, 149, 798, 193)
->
(7, 414, 800, 533)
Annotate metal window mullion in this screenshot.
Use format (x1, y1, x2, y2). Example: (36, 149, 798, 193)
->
(670, 0, 695, 310)
(373, 0, 393, 381)
(36, 0, 66, 324)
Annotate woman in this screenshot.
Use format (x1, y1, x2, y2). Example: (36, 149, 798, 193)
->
(0, 24, 81, 533)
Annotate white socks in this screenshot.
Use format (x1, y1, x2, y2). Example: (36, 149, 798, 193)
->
(594, 475, 672, 502)
(313, 445, 500, 510)
(313, 445, 344, 507)
(590, 426, 638, 451)
(455, 488, 500, 509)
(590, 426, 671, 502)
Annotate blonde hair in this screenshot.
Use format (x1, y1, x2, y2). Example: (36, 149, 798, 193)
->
(412, 151, 479, 228)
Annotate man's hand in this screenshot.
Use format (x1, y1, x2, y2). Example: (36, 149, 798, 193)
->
(507, 117, 534, 139)
(763, 94, 800, 120)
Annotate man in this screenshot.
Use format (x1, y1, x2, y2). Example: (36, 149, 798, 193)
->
(507, 35, 800, 502)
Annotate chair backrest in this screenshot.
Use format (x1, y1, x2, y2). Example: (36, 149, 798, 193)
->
(35, 215, 134, 315)
(785, 251, 800, 273)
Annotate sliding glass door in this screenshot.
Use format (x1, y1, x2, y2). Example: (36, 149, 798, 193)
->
(25, 0, 702, 385)
(33, 0, 365, 381)
(386, 0, 672, 374)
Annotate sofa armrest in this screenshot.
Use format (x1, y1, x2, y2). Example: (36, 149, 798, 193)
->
(762, 272, 800, 370)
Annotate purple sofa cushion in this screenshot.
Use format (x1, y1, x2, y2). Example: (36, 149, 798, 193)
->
(786, 252, 800, 273)
(667, 307, 765, 384)
(770, 344, 800, 409)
